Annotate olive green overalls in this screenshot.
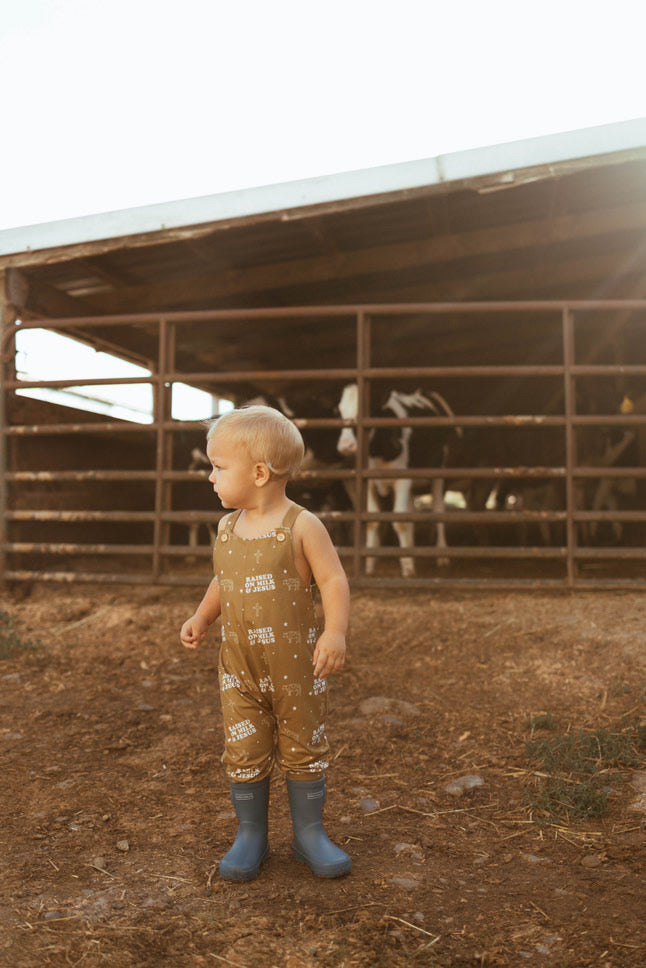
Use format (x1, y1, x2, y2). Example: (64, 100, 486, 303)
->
(214, 503, 329, 784)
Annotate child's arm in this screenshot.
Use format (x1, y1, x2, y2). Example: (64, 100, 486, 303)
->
(299, 513, 350, 679)
(180, 513, 230, 650)
(180, 577, 221, 650)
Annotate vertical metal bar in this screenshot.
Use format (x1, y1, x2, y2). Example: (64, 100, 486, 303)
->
(0, 286, 9, 586)
(562, 307, 576, 588)
(152, 318, 168, 580)
(353, 310, 371, 579)
(161, 322, 176, 556)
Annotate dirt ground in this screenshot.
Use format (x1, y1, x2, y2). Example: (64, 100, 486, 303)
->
(0, 583, 644, 968)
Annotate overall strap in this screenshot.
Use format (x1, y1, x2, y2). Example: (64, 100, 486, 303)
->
(281, 503, 304, 530)
(225, 510, 243, 533)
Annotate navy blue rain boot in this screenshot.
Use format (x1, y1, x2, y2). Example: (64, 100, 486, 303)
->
(287, 777, 352, 878)
(219, 778, 270, 882)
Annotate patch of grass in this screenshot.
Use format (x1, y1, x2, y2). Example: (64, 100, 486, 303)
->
(527, 728, 641, 774)
(529, 777, 609, 821)
(0, 610, 37, 660)
(525, 726, 641, 822)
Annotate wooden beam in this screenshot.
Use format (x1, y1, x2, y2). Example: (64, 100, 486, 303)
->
(0, 180, 459, 272)
(6, 266, 95, 318)
(74, 201, 646, 314)
(74, 256, 140, 288)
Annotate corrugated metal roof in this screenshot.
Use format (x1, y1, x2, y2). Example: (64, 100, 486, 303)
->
(2, 117, 646, 258)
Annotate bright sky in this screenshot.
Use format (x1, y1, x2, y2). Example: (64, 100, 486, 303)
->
(2, 0, 646, 232)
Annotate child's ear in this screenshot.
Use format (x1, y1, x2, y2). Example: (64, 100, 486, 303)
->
(254, 462, 271, 487)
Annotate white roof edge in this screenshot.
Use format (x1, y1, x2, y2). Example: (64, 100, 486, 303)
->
(2, 117, 646, 258)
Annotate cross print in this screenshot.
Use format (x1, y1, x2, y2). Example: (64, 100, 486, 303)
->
(253, 549, 263, 564)
(250, 602, 263, 621)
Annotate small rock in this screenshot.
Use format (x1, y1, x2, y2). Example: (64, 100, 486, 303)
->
(629, 770, 646, 814)
(137, 703, 155, 712)
(216, 809, 235, 821)
(116, 839, 130, 853)
(383, 715, 405, 727)
(43, 911, 68, 921)
(359, 696, 419, 718)
(394, 842, 415, 854)
(394, 842, 425, 863)
(580, 853, 604, 868)
(444, 774, 484, 797)
(359, 696, 395, 715)
(412, 912, 425, 924)
(2, 673, 21, 682)
(388, 876, 420, 891)
(339, 815, 351, 824)
(535, 933, 560, 955)
(102, 814, 111, 822)
(92, 856, 107, 871)
(360, 798, 380, 813)
(520, 852, 550, 865)
(2, 732, 24, 742)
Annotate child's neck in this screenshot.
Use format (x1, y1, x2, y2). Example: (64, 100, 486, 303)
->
(236, 486, 292, 537)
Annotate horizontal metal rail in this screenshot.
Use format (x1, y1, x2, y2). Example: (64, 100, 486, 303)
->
(4, 542, 646, 560)
(5, 568, 646, 593)
(6, 465, 646, 483)
(7, 508, 646, 524)
(5, 413, 646, 436)
(9, 363, 646, 392)
(14, 298, 646, 331)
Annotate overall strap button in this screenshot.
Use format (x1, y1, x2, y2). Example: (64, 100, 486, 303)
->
(276, 531, 286, 542)
(221, 533, 229, 543)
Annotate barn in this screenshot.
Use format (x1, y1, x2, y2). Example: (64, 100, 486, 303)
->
(1, 117, 646, 589)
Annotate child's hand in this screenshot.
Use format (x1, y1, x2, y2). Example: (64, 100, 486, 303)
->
(180, 613, 210, 650)
(313, 631, 346, 679)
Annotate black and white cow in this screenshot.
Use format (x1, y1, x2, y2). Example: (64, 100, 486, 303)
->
(336, 384, 459, 577)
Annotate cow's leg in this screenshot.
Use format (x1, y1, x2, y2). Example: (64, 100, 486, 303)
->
(593, 478, 622, 543)
(466, 479, 495, 545)
(432, 476, 449, 568)
(365, 482, 380, 576)
(393, 479, 415, 577)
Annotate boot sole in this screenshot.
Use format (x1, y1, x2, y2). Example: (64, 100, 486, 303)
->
(220, 846, 269, 882)
(291, 844, 352, 878)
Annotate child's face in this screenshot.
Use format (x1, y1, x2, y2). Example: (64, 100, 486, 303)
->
(206, 431, 258, 509)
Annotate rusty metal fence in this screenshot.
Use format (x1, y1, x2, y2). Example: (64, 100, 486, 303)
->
(1, 302, 646, 590)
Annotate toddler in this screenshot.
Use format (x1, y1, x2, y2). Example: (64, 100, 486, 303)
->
(180, 405, 351, 880)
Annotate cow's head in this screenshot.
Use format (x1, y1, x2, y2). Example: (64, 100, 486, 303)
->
(337, 384, 358, 456)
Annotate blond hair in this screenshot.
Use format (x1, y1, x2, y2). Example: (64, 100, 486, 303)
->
(207, 405, 304, 479)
